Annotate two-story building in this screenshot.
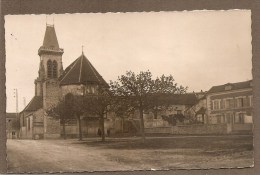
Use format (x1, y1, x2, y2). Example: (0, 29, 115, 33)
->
(206, 80, 253, 133)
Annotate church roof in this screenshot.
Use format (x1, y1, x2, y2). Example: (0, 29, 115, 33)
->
(38, 25, 64, 55)
(42, 25, 60, 50)
(59, 53, 109, 87)
(21, 96, 43, 113)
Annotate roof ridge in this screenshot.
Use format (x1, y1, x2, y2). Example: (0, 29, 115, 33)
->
(79, 55, 84, 83)
(60, 57, 80, 84)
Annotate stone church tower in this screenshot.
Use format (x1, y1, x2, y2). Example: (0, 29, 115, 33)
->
(36, 24, 64, 138)
(35, 24, 63, 104)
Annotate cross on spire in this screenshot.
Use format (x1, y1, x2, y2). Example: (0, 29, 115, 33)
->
(82, 45, 84, 55)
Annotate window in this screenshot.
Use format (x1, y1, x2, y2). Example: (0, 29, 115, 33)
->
(47, 60, 52, 78)
(225, 99, 233, 109)
(12, 131, 15, 136)
(225, 113, 233, 124)
(47, 60, 58, 78)
(197, 115, 204, 123)
(213, 100, 220, 110)
(235, 113, 245, 124)
(237, 98, 243, 108)
(220, 100, 225, 109)
(52, 60, 58, 78)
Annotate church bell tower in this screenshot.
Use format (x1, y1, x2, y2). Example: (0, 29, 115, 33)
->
(35, 24, 64, 108)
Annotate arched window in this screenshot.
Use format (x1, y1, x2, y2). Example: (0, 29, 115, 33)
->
(47, 60, 52, 78)
(53, 60, 58, 78)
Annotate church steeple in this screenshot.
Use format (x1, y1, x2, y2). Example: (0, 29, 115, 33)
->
(37, 24, 64, 80)
(38, 24, 64, 56)
(35, 24, 64, 97)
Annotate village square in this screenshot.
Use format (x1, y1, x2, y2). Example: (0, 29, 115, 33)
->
(5, 12, 253, 173)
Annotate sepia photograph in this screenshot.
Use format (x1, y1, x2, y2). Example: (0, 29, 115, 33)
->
(5, 10, 253, 173)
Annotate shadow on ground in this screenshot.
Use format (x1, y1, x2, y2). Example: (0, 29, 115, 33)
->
(71, 135, 253, 155)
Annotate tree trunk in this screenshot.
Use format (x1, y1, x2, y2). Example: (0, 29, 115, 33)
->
(77, 115, 82, 141)
(122, 117, 124, 133)
(100, 116, 105, 142)
(139, 106, 145, 143)
(62, 119, 66, 140)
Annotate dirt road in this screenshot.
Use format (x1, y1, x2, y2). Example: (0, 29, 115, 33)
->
(7, 139, 132, 173)
(7, 135, 253, 173)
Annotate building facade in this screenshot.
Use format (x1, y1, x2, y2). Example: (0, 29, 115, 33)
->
(6, 113, 20, 139)
(206, 80, 253, 133)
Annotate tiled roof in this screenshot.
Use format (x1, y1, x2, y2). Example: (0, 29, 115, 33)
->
(151, 93, 198, 106)
(207, 80, 252, 94)
(42, 25, 60, 50)
(59, 53, 109, 87)
(21, 96, 43, 112)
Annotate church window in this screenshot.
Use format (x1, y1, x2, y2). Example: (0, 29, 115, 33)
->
(53, 60, 58, 78)
(47, 60, 52, 78)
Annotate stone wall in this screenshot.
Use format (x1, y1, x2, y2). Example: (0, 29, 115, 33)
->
(44, 116, 60, 139)
(43, 80, 62, 109)
(33, 109, 44, 139)
(145, 124, 232, 135)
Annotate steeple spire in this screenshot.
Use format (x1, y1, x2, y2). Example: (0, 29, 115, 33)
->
(42, 25, 59, 49)
(38, 25, 63, 56)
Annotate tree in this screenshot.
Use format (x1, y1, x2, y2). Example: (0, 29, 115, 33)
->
(83, 87, 111, 142)
(110, 70, 187, 142)
(46, 93, 85, 141)
(46, 97, 74, 139)
(111, 96, 135, 133)
(71, 94, 85, 141)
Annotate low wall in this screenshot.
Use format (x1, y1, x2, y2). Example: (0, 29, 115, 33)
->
(232, 124, 252, 131)
(145, 124, 232, 135)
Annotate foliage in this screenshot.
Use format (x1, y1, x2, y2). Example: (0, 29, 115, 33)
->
(161, 114, 185, 126)
(110, 70, 188, 142)
(82, 86, 111, 142)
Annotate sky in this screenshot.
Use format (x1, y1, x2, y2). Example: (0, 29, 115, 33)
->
(5, 10, 252, 112)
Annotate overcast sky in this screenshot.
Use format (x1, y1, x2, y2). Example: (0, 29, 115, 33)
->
(5, 10, 252, 112)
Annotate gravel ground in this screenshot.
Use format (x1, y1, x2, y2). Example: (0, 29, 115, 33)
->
(7, 135, 253, 173)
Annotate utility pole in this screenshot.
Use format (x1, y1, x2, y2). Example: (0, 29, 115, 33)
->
(23, 97, 26, 108)
(13, 89, 19, 116)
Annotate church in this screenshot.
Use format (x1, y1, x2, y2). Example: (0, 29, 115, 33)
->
(19, 24, 110, 139)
